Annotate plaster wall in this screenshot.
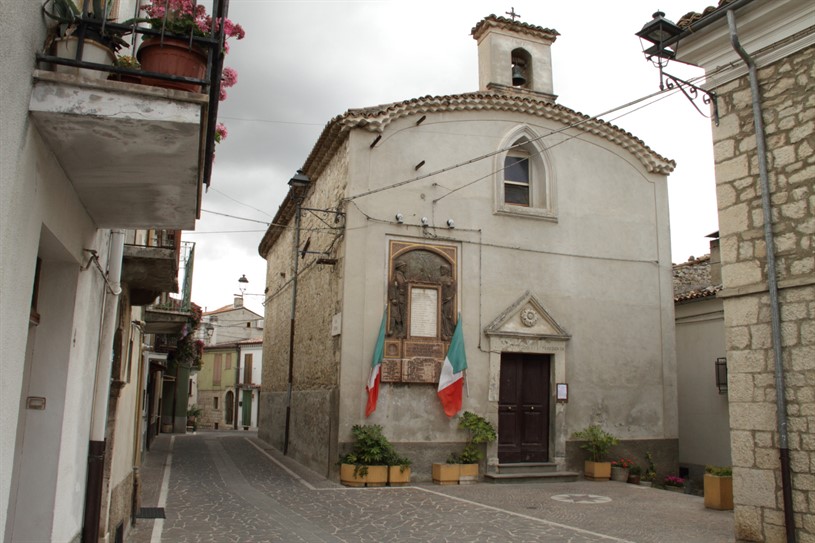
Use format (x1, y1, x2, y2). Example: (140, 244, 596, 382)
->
(334, 109, 676, 466)
(2, 116, 114, 543)
(675, 298, 730, 475)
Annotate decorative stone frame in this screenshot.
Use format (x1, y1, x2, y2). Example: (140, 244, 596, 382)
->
(493, 125, 557, 221)
(483, 291, 570, 469)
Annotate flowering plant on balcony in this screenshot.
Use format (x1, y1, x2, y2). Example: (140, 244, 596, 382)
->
(142, 0, 245, 46)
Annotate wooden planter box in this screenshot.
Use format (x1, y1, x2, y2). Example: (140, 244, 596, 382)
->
(584, 461, 611, 481)
(459, 463, 479, 485)
(365, 465, 388, 487)
(432, 463, 461, 485)
(340, 464, 389, 487)
(340, 463, 365, 487)
(388, 466, 411, 486)
(704, 474, 734, 510)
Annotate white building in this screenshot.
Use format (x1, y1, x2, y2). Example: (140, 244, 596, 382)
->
(258, 15, 678, 481)
(2, 1, 220, 539)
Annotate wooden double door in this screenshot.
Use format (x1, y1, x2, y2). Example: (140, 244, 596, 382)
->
(498, 353, 551, 463)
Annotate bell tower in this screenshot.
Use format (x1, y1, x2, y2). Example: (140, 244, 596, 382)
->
(471, 14, 559, 101)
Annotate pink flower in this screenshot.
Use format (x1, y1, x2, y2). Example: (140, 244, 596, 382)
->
(215, 123, 227, 143)
(222, 67, 238, 87)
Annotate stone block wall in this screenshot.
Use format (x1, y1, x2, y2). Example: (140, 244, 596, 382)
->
(712, 44, 814, 542)
(259, 140, 348, 474)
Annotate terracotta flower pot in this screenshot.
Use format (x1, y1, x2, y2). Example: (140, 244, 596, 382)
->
(137, 38, 207, 92)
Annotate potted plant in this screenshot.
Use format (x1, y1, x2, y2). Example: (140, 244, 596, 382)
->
(43, 0, 131, 79)
(611, 457, 633, 482)
(110, 54, 141, 83)
(138, 0, 245, 93)
(573, 425, 618, 480)
(627, 464, 642, 484)
(663, 474, 686, 493)
(433, 412, 496, 485)
(186, 404, 201, 432)
(640, 451, 657, 487)
(704, 465, 733, 510)
(339, 424, 404, 487)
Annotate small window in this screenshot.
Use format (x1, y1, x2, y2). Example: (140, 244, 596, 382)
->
(214, 396, 219, 409)
(494, 127, 556, 221)
(504, 154, 530, 206)
(715, 357, 728, 395)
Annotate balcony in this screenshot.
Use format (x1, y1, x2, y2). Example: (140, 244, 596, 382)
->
(28, 3, 229, 230)
(144, 241, 196, 335)
(122, 230, 181, 306)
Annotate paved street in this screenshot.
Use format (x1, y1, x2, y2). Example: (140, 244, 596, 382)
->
(130, 431, 734, 542)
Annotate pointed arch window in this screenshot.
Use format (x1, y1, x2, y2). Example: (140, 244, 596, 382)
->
(495, 127, 556, 221)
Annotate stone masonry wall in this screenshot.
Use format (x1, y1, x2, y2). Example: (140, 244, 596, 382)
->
(712, 44, 814, 542)
(260, 139, 348, 475)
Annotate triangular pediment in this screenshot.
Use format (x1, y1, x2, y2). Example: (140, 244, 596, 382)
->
(484, 291, 570, 340)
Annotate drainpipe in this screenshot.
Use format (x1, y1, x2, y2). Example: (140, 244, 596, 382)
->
(82, 229, 125, 543)
(727, 11, 795, 543)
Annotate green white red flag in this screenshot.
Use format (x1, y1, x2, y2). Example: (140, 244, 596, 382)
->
(437, 316, 467, 417)
(365, 310, 387, 417)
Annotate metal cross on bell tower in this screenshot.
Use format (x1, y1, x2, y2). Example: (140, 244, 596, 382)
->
(505, 7, 521, 21)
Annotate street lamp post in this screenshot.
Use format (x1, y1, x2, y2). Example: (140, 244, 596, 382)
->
(283, 170, 310, 455)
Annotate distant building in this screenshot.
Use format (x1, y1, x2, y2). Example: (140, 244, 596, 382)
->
(196, 298, 263, 429)
(673, 235, 729, 491)
(200, 295, 263, 345)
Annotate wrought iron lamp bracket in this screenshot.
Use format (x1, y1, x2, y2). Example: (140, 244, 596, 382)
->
(660, 69, 719, 126)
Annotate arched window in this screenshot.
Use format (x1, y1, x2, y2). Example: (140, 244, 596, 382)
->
(495, 126, 556, 220)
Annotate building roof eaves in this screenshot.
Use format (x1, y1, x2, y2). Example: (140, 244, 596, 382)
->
(471, 14, 560, 42)
(258, 92, 676, 257)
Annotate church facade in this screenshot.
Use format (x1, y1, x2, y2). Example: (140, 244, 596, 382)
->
(258, 15, 679, 481)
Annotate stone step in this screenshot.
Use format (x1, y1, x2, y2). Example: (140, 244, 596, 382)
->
(483, 470, 580, 484)
(494, 462, 559, 474)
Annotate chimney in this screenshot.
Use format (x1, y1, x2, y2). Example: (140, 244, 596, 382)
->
(707, 232, 721, 285)
(234, 295, 244, 308)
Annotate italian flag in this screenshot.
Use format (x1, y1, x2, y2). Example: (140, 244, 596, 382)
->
(365, 310, 387, 417)
(437, 316, 467, 417)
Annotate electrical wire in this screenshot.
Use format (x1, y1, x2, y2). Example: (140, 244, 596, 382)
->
(209, 187, 274, 218)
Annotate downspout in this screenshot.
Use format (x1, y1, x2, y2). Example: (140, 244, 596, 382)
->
(83, 229, 125, 543)
(727, 11, 795, 543)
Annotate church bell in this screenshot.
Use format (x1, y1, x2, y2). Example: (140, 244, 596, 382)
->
(512, 64, 527, 86)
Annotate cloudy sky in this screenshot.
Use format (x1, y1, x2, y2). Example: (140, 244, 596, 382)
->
(184, 0, 721, 315)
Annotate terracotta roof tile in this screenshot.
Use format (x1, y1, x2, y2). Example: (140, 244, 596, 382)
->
(673, 254, 722, 302)
(471, 14, 559, 42)
(676, 0, 735, 29)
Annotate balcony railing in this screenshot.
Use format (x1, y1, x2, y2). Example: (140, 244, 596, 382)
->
(35, 0, 231, 191)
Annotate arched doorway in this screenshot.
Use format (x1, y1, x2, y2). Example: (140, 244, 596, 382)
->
(225, 390, 234, 426)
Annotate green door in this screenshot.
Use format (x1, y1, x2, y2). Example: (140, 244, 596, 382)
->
(242, 390, 252, 427)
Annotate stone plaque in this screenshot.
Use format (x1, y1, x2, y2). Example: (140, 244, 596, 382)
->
(384, 340, 401, 359)
(404, 341, 445, 359)
(410, 287, 438, 337)
(381, 359, 402, 383)
(402, 357, 441, 383)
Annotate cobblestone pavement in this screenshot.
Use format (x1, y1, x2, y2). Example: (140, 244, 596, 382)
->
(129, 431, 734, 543)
